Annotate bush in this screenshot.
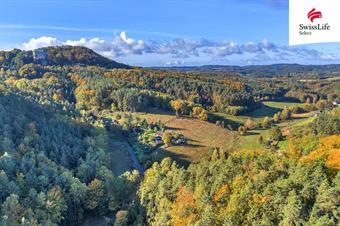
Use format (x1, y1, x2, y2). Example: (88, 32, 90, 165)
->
(238, 126, 247, 135)
(281, 107, 291, 120)
(262, 116, 271, 128)
(273, 112, 281, 123)
(192, 106, 209, 121)
(162, 131, 173, 146)
(289, 106, 306, 114)
(114, 210, 129, 226)
(301, 104, 315, 112)
(316, 99, 332, 110)
(244, 118, 257, 129)
(269, 126, 283, 141)
(224, 106, 245, 116)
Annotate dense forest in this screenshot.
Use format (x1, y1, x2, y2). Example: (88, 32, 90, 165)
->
(0, 46, 338, 225)
(140, 110, 340, 226)
(0, 46, 129, 69)
(158, 64, 340, 78)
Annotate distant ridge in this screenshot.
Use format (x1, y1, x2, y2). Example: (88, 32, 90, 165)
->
(153, 64, 340, 77)
(0, 46, 130, 69)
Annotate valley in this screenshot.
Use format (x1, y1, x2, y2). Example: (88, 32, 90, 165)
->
(0, 46, 338, 226)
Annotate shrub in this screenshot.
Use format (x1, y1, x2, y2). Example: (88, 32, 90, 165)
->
(262, 117, 271, 128)
(224, 106, 245, 116)
(192, 106, 209, 121)
(238, 126, 247, 135)
(162, 131, 173, 146)
(281, 107, 291, 121)
(244, 118, 257, 129)
(269, 126, 283, 141)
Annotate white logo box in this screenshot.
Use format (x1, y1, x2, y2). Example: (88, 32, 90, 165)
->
(289, 0, 340, 45)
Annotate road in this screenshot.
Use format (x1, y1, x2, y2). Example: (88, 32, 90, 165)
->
(108, 130, 145, 175)
(122, 141, 145, 175)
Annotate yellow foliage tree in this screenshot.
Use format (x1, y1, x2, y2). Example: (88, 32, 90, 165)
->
(192, 106, 208, 121)
(171, 100, 184, 117)
(162, 131, 173, 146)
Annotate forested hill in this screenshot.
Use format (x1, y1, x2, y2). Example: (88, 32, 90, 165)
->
(0, 46, 130, 69)
(0, 45, 338, 225)
(155, 64, 340, 77)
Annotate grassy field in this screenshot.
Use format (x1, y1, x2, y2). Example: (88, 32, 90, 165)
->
(213, 101, 312, 151)
(213, 101, 305, 126)
(132, 110, 313, 157)
(132, 112, 235, 164)
(262, 101, 303, 109)
(109, 141, 135, 175)
(237, 116, 314, 151)
(105, 101, 314, 165)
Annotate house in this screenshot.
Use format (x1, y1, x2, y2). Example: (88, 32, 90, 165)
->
(155, 131, 164, 137)
(33, 49, 48, 66)
(33, 49, 48, 60)
(175, 138, 186, 145)
(153, 135, 163, 144)
(102, 118, 113, 126)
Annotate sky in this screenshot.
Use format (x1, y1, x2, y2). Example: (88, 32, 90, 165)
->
(0, 0, 339, 66)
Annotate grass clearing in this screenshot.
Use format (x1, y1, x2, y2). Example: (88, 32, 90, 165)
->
(132, 112, 234, 164)
(105, 101, 314, 165)
(237, 129, 269, 150)
(213, 101, 305, 126)
(237, 116, 314, 151)
(262, 101, 303, 109)
(109, 141, 135, 175)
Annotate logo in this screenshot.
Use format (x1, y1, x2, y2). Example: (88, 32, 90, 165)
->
(307, 8, 322, 23)
(289, 0, 340, 45)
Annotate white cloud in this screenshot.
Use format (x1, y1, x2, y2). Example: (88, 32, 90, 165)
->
(165, 60, 185, 66)
(23, 36, 62, 50)
(20, 32, 340, 65)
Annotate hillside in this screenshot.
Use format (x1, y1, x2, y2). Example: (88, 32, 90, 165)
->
(156, 64, 340, 78)
(0, 46, 130, 69)
(0, 46, 338, 225)
(130, 112, 235, 165)
(0, 85, 140, 225)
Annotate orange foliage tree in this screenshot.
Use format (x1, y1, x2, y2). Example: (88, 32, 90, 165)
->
(300, 135, 340, 170)
(170, 186, 198, 226)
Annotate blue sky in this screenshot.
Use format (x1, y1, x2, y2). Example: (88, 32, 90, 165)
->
(0, 0, 339, 66)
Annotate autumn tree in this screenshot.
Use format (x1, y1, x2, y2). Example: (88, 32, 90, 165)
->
(171, 100, 185, 117)
(170, 186, 198, 226)
(244, 118, 257, 129)
(1, 194, 25, 226)
(269, 126, 283, 141)
(192, 106, 208, 121)
(114, 210, 129, 226)
(46, 186, 66, 224)
(281, 107, 291, 121)
(85, 179, 104, 211)
(162, 131, 173, 146)
(273, 112, 281, 123)
(262, 116, 271, 128)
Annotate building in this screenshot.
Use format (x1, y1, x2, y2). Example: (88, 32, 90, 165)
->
(33, 49, 48, 61)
